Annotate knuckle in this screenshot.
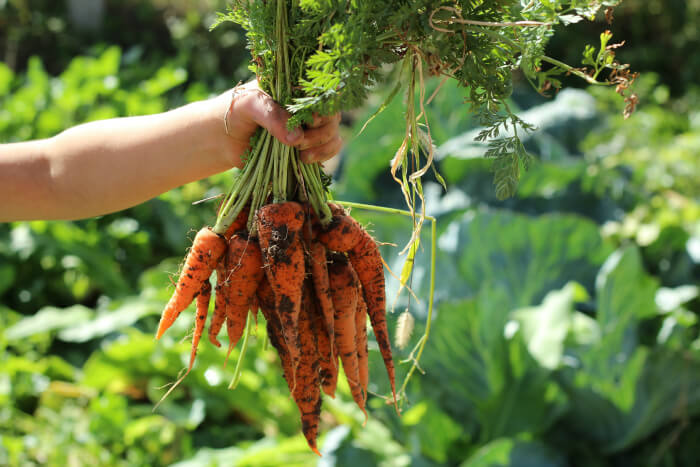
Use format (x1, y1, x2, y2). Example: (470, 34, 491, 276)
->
(300, 149, 315, 163)
(274, 104, 289, 122)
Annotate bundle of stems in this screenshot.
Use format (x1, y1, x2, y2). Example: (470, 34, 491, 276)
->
(213, 1, 332, 237)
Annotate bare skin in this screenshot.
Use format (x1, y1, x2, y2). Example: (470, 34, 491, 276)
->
(0, 81, 343, 222)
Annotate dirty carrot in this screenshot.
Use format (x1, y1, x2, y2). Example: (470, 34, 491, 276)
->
(356, 292, 370, 401)
(208, 304, 227, 347)
(256, 201, 305, 387)
(224, 234, 264, 365)
(224, 206, 250, 240)
(257, 275, 294, 393)
(190, 281, 212, 372)
(209, 251, 230, 347)
(249, 293, 260, 328)
(294, 285, 322, 456)
(328, 253, 366, 418)
(154, 281, 212, 410)
(309, 240, 335, 354)
(307, 278, 337, 398)
(318, 212, 397, 410)
(156, 227, 226, 339)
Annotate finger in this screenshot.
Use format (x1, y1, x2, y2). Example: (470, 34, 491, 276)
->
(308, 113, 341, 129)
(236, 89, 303, 145)
(300, 135, 343, 164)
(297, 121, 340, 151)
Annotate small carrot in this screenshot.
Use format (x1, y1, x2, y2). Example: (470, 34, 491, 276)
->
(156, 227, 226, 339)
(318, 212, 397, 410)
(328, 253, 366, 418)
(249, 293, 260, 329)
(224, 206, 250, 240)
(312, 290, 338, 398)
(308, 202, 345, 239)
(356, 292, 369, 400)
(209, 253, 230, 347)
(155, 281, 211, 409)
(256, 201, 305, 387)
(294, 285, 322, 457)
(309, 240, 335, 354)
(257, 275, 294, 392)
(211, 206, 249, 348)
(208, 304, 227, 347)
(189, 281, 212, 372)
(314, 312, 338, 399)
(317, 213, 363, 252)
(223, 234, 264, 365)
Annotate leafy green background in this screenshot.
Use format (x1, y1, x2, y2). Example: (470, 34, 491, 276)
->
(1, 2, 699, 466)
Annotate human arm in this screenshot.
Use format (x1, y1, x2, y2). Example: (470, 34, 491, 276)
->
(0, 81, 342, 222)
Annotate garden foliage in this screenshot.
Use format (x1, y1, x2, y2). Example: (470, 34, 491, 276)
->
(0, 3, 699, 466)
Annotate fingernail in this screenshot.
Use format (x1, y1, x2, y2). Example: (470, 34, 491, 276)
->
(286, 128, 303, 144)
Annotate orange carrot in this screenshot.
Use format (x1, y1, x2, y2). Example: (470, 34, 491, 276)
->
(312, 291, 337, 398)
(328, 254, 366, 417)
(223, 234, 264, 365)
(209, 253, 230, 347)
(154, 281, 211, 409)
(157, 227, 226, 339)
(257, 276, 294, 392)
(319, 345, 338, 398)
(317, 214, 363, 252)
(356, 292, 369, 400)
(308, 202, 345, 239)
(318, 212, 397, 409)
(208, 304, 227, 347)
(256, 201, 305, 386)
(210, 203, 248, 346)
(249, 293, 260, 329)
(294, 284, 322, 456)
(309, 241, 335, 354)
(189, 281, 212, 372)
(224, 206, 250, 240)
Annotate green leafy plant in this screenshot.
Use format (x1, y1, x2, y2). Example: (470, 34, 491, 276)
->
(211, 0, 636, 231)
(10, 3, 700, 466)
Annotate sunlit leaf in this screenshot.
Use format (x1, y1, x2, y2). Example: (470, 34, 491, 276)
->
(461, 437, 566, 467)
(5, 305, 94, 341)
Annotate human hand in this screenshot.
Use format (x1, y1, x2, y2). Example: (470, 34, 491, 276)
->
(217, 80, 342, 166)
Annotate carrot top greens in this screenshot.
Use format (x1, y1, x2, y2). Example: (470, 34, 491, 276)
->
(212, 0, 635, 234)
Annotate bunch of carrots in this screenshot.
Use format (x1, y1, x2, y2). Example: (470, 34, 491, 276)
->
(154, 200, 396, 455)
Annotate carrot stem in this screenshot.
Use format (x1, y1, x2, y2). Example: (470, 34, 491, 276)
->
(248, 134, 275, 233)
(301, 163, 331, 224)
(214, 133, 267, 234)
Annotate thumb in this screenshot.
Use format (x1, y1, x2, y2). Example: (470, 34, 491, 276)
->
(237, 88, 304, 145)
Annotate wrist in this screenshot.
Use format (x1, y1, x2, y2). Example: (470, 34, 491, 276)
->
(209, 91, 250, 169)
(185, 95, 241, 172)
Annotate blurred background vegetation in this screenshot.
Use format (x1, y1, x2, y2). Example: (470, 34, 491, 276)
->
(0, 1, 698, 465)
